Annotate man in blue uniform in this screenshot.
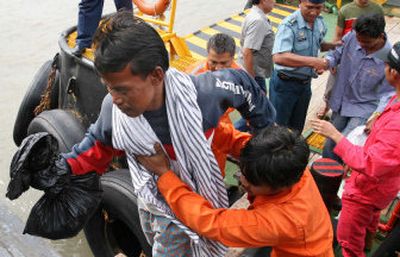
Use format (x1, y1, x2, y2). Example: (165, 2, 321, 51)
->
(269, 0, 336, 132)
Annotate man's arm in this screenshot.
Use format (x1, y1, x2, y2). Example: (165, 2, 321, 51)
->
(334, 26, 344, 43)
(377, 78, 396, 100)
(312, 114, 400, 179)
(334, 10, 345, 42)
(243, 48, 255, 77)
(157, 171, 281, 247)
(376, 92, 396, 113)
(272, 23, 327, 71)
(365, 93, 395, 134)
(324, 31, 352, 68)
(241, 19, 268, 77)
(273, 52, 328, 70)
(213, 120, 251, 159)
(320, 41, 341, 52)
(334, 124, 400, 178)
(211, 69, 276, 129)
(63, 94, 123, 175)
(135, 144, 290, 247)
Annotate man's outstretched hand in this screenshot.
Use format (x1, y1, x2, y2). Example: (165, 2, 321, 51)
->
(310, 118, 344, 143)
(136, 143, 170, 176)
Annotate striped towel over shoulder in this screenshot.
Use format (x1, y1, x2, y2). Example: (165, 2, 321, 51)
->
(111, 68, 228, 257)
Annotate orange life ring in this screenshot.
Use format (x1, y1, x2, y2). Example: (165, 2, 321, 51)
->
(133, 0, 171, 16)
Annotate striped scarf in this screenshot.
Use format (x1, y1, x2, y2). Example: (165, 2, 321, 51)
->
(111, 68, 228, 257)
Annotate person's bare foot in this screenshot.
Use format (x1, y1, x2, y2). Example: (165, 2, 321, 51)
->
(316, 102, 329, 119)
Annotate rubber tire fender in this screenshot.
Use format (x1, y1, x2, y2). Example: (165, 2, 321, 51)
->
(133, 0, 170, 16)
(13, 60, 59, 146)
(84, 169, 152, 257)
(27, 109, 85, 153)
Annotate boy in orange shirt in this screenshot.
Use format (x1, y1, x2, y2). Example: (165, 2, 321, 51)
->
(137, 126, 334, 257)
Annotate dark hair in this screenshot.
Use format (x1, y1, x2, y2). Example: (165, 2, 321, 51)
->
(93, 11, 169, 77)
(239, 126, 310, 190)
(388, 41, 400, 73)
(207, 33, 236, 57)
(252, 0, 261, 5)
(354, 14, 385, 38)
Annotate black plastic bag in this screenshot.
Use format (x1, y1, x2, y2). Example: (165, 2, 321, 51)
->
(23, 172, 102, 239)
(6, 132, 103, 239)
(7, 132, 59, 200)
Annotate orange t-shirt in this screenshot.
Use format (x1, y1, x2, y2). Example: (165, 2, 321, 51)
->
(185, 59, 241, 76)
(158, 169, 334, 257)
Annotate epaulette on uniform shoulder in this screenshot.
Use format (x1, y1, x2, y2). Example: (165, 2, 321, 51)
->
(287, 17, 297, 25)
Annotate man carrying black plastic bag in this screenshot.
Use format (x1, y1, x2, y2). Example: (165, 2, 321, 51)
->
(6, 132, 102, 239)
(7, 11, 275, 256)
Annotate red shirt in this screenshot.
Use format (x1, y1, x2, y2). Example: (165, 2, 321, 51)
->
(334, 96, 400, 209)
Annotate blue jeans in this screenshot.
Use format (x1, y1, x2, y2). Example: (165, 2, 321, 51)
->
(254, 76, 266, 94)
(241, 247, 272, 257)
(322, 112, 367, 162)
(139, 208, 192, 257)
(234, 118, 248, 132)
(269, 70, 311, 132)
(76, 0, 133, 49)
(234, 76, 266, 132)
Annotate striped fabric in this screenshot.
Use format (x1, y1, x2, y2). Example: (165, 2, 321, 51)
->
(111, 68, 228, 257)
(311, 158, 344, 178)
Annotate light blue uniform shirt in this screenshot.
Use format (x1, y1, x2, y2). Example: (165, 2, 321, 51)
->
(272, 10, 327, 79)
(326, 31, 394, 118)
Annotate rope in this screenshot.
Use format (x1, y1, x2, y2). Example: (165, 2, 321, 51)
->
(34, 53, 59, 116)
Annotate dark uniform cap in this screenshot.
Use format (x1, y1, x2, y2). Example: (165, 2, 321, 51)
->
(307, 0, 326, 4)
(388, 41, 400, 73)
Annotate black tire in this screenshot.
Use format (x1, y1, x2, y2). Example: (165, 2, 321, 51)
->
(13, 60, 60, 146)
(27, 109, 85, 153)
(84, 169, 152, 257)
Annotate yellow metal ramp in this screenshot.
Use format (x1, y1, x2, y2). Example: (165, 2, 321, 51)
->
(184, 4, 297, 60)
(66, 3, 297, 69)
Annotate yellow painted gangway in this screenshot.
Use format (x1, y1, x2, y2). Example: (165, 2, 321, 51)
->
(67, 2, 297, 70)
(183, 4, 297, 61)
